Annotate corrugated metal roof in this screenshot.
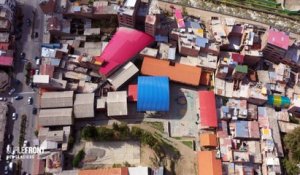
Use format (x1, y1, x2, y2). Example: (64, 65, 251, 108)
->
(141, 57, 201, 86)
(200, 133, 217, 147)
(107, 62, 139, 90)
(267, 29, 289, 50)
(41, 91, 74, 109)
(198, 91, 217, 128)
(137, 76, 169, 112)
(79, 168, 128, 175)
(195, 37, 208, 48)
(235, 121, 249, 138)
(128, 84, 137, 102)
(96, 27, 154, 76)
(197, 151, 222, 175)
(39, 108, 73, 126)
(107, 91, 128, 116)
(74, 93, 95, 118)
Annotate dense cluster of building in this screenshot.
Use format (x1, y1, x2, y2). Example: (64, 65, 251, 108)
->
(31, 0, 300, 174)
(0, 0, 17, 92)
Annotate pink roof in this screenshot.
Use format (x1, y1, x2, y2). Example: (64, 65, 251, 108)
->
(174, 9, 185, 28)
(267, 29, 289, 50)
(232, 53, 244, 64)
(96, 27, 154, 76)
(0, 56, 13, 66)
(198, 91, 218, 128)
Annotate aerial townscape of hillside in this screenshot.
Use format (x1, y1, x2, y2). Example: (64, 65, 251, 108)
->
(0, 0, 300, 175)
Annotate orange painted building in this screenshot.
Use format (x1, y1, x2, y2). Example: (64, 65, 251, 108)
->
(141, 57, 202, 86)
(199, 133, 218, 147)
(79, 168, 129, 175)
(197, 151, 222, 175)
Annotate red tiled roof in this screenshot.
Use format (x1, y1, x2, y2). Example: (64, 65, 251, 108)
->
(198, 91, 218, 128)
(0, 56, 13, 66)
(128, 84, 137, 102)
(267, 29, 289, 50)
(96, 27, 154, 76)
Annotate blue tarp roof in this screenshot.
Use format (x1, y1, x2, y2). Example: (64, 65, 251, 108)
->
(235, 121, 249, 138)
(137, 76, 170, 111)
(196, 37, 208, 47)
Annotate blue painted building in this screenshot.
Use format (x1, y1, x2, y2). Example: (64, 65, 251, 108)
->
(137, 76, 170, 112)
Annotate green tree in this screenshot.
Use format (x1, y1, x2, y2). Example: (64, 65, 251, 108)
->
(131, 126, 143, 139)
(81, 126, 98, 140)
(72, 149, 85, 168)
(284, 127, 300, 162)
(283, 159, 300, 175)
(97, 127, 114, 141)
(283, 127, 300, 174)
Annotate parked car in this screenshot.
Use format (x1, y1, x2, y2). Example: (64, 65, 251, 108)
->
(23, 140, 29, 147)
(30, 69, 35, 76)
(14, 96, 23, 100)
(8, 88, 15, 95)
(7, 134, 12, 141)
(8, 162, 14, 171)
(12, 113, 18, 120)
(20, 52, 25, 59)
(0, 97, 7, 101)
(34, 32, 38, 38)
(32, 107, 37, 115)
(34, 69, 39, 75)
(6, 145, 12, 154)
(26, 18, 31, 27)
(15, 79, 21, 85)
(11, 150, 17, 159)
(27, 97, 33, 105)
(4, 165, 8, 174)
(35, 58, 41, 65)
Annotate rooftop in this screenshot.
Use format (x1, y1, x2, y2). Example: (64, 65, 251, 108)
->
(107, 91, 128, 116)
(267, 29, 289, 50)
(74, 93, 95, 118)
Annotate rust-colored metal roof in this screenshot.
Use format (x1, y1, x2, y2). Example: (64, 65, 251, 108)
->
(79, 168, 128, 175)
(199, 133, 217, 147)
(200, 71, 211, 86)
(197, 151, 222, 175)
(128, 84, 137, 102)
(141, 57, 201, 86)
(198, 91, 218, 128)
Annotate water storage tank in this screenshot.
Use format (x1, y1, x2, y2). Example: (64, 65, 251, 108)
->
(268, 95, 291, 108)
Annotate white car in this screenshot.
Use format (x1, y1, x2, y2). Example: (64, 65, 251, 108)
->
(27, 97, 33, 105)
(8, 162, 13, 171)
(12, 113, 18, 120)
(11, 150, 17, 159)
(8, 88, 15, 95)
(4, 165, 8, 174)
(6, 144, 12, 154)
(23, 140, 29, 147)
(35, 69, 39, 75)
(0, 97, 7, 101)
(35, 58, 41, 65)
